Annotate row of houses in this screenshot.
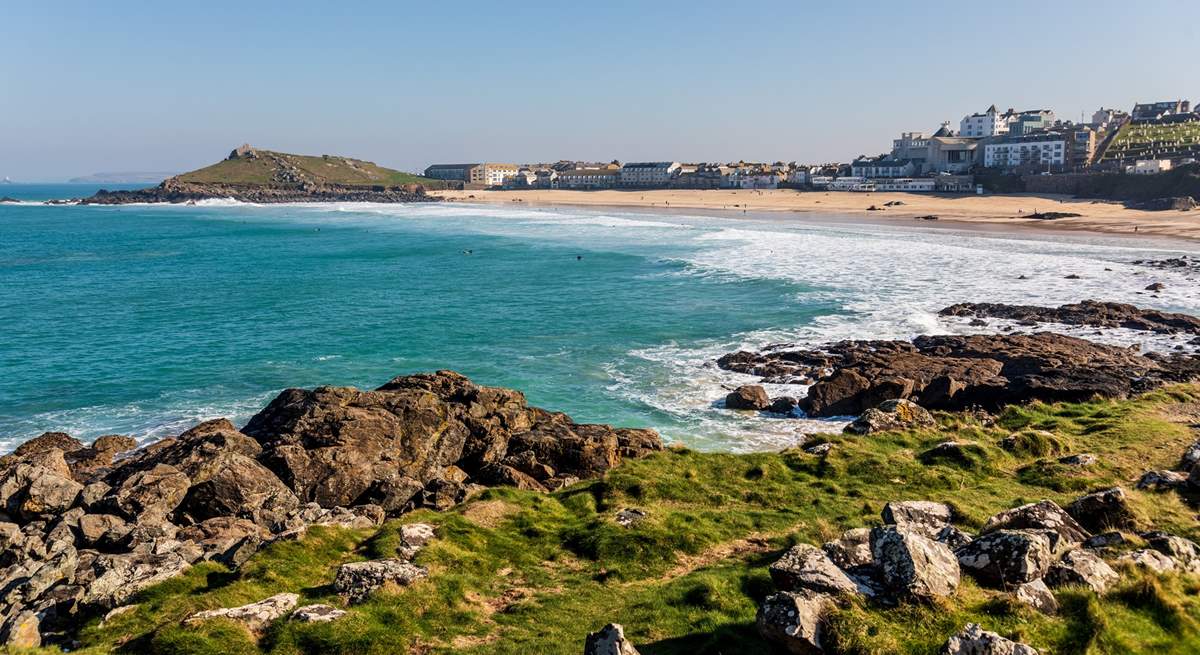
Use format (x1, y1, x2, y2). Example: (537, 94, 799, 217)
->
(425, 160, 814, 191)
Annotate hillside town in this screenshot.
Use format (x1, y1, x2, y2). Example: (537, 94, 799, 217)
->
(424, 99, 1199, 194)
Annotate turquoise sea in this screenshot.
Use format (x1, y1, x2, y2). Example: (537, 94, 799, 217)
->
(3, 184, 1199, 452)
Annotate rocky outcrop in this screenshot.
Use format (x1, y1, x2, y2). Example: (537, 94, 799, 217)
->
(719, 333, 1199, 417)
(1045, 549, 1118, 593)
(881, 501, 952, 540)
(979, 501, 1090, 545)
(1065, 487, 1138, 533)
(939, 300, 1200, 335)
(0, 371, 660, 648)
(941, 624, 1038, 655)
(584, 623, 641, 655)
(290, 603, 347, 623)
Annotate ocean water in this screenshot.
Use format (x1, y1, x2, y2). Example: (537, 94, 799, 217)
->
(2, 184, 1199, 453)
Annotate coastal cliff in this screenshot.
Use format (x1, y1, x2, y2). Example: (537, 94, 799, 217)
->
(76, 145, 444, 204)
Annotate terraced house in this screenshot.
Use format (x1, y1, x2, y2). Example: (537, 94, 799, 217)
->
(618, 161, 681, 188)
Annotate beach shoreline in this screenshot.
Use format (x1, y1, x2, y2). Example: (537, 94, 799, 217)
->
(432, 188, 1200, 243)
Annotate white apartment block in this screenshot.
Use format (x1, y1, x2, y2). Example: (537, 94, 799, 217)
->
(1133, 159, 1173, 175)
(619, 162, 681, 187)
(983, 136, 1067, 169)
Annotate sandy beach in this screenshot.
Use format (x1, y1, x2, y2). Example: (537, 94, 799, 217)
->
(432, 188, 1200, 242)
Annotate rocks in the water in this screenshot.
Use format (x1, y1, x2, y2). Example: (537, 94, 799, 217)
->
(724, 385, 771, 410)
(1013, 578, 1057, 615)
(881, 501, 952, 539)
(822, 528, 873, 569)
(939, 300, 1200, 335)
(290, 603, 347, 623)
(718, 332, 1200, 417)
(768, 544, 860, 597)
(956, 530, 1053, 588)
(333, 558, 429, 604)
(870, 526, 960, 601)
(845, 399, 935, 435)
(980, 500, 1090, 544)
(1065, 487, 1137, 533)
(756, 590, 832, 655)
(183, 592, 299, 634)
(941, 623, 1039, 655)
(583, 623, 641, 655)
(1045, 548, 1119, 593)
(769, 396, 800, 415)
(1136, 470, 1188, 491)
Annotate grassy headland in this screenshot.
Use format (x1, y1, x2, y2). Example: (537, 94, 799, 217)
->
(176, 150, 440, 188)
(38, 385, 1200, 655)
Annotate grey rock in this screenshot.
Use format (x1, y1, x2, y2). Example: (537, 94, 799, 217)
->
(1082, 532, 1125, 550)
(804, 443, 833, 456)
(1046, 549, 1119, 593)
(114, 464, 189, 520)
(822, 528, 873, 569)
(1136, 470, 1187, 491)
(333, 558, 428, 604)
(615, 508, 648, 528)
(956, 530, 1053, 588)
(1013, 578, 1057, 615)
(184, 592, 298, 634)
(1, 610, 41, 649)
(1066, 487, 1137, 533)
(756, 590, 832, 654)
(769, 544, 860, 596)
(1142, 531, 1200, 573)
(870, 526, 960, 601)
(77, 514, 131, 549)
(1182, 440, 1200, 469)
(290, 603, 347, 623)
(936, 525, 975, 551)
(940, 623, 1039, 654)
(981, 500, 1089, 544)
(584, 623, 641, 655)
(845, 399, 935, 435)
(83, 551, 192, 609)
(396, 522, 437, 560)
(881, 500, 952, 539)
(1119, 549, 1176, 573)
(1058, 453, 1097, 467)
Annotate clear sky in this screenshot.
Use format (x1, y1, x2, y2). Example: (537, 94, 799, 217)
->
(3, 0, 1198, 180)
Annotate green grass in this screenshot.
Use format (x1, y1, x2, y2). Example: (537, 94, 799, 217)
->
(175, 150, 442, 188)
(48, 385, 1200, 654)
(1100, 120, 1200, 164)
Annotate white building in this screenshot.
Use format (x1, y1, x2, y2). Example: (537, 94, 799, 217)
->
(983, 134, 1067, 170)
(724, 168, 785, 189)
(960, 105, 1009, 138)
(618, 162, 681, 188)
(808, 175, 834, 188)
(851, 157, 916, 178)
(1133, 159, 1173, 175)
(828, 176, 871, 191)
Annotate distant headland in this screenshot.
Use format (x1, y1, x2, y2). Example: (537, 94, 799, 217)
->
(74, 145, 445, 205)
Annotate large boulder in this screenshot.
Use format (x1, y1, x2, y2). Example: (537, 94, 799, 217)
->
(870, 526, 960, 601)
(941, 623, 1038, 655)
(1118, 549, 1176, 573)
(1045, 549, 1118, 593)
(113, 464, 189, 520)
(956, 530, 1053, 588)
(242, 371, 661, 511)
(724, 385, 770, 411)
(584, 623, 641, 655)
(183, 592, 298, 634)
(1065, 487, 1137, 533)
(83, 550, 193, 609)
(0, 451, 84, 522)
(768, 544, 860, 596)
(1013, 579, 1057, 615)
(176, 517, 266, 567)
(333, 558, 429, 604)
(845, 399, 935, 435)
(756, 590, 832, 654)
(881, 501, 952, 539)
(980, 501, 1089, 544)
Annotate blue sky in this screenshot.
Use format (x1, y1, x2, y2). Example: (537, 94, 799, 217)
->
(2, 0, 1197, 180)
